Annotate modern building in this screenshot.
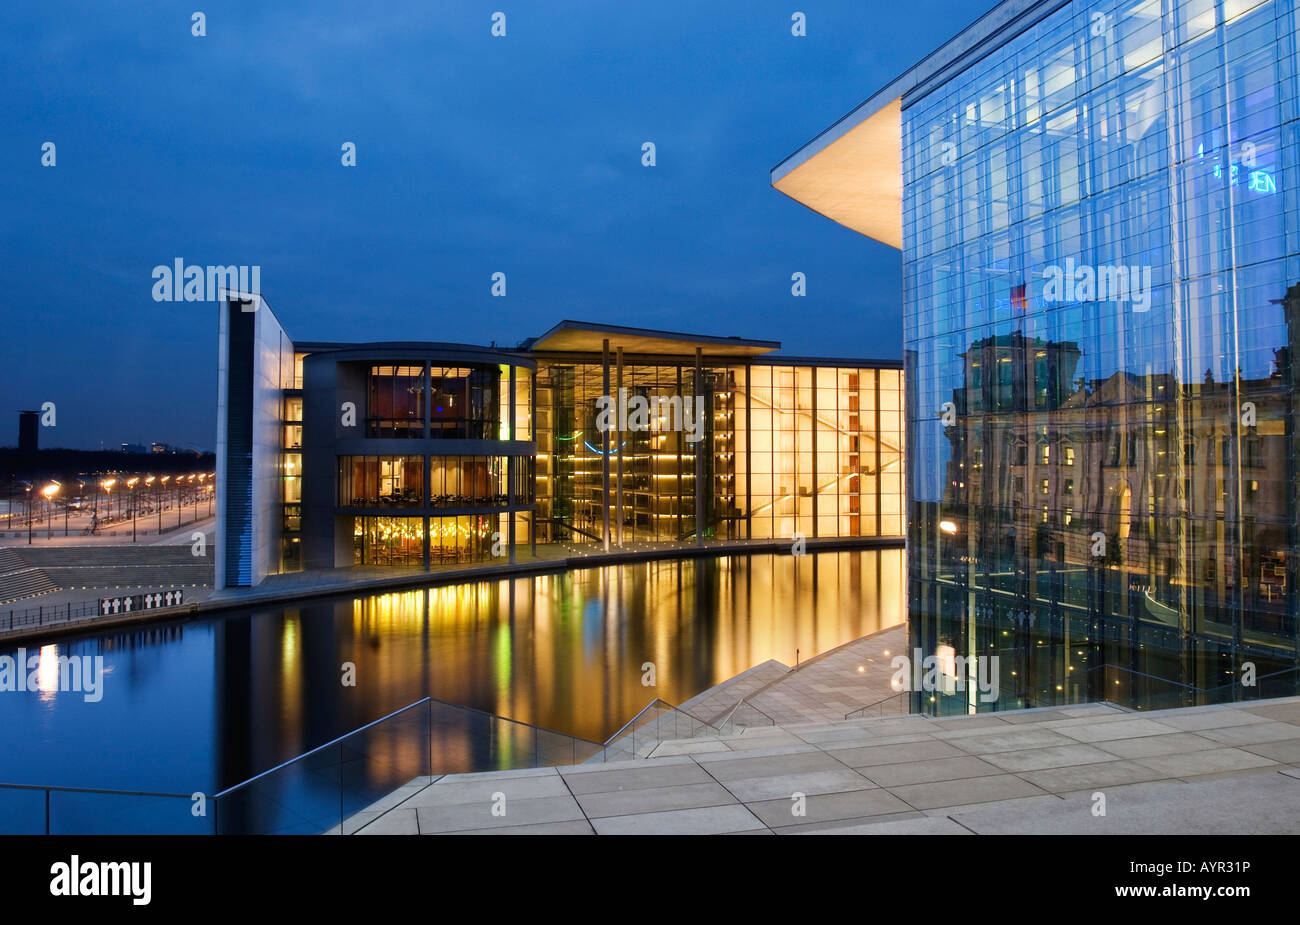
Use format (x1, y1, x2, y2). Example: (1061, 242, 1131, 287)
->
(215, 294, 904, 589)
(775, 0, 1300, 710)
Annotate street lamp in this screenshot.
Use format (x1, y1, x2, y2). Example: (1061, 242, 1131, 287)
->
(25, 484, 32, 545)
(127, 477, 140, 542)
(71, 480, 83, 536)
(148, 476, 159, 534)
(99, 479, 116, 534)
(42, 482, 60, 539)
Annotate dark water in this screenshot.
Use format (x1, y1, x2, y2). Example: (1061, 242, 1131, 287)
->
(0, 549, 903, 798)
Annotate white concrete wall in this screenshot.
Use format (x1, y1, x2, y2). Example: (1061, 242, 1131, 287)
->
(250, 299, 291, 586)
(216, 293, 292, 588)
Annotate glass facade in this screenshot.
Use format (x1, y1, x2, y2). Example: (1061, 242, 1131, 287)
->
(336, 454, 535, 509)
(366, 365, 426, 438)
(533, 360, 728, 542)
(743, 365, 904, 540)
(533, 359, 905, 544)
(903, 0, 1300, 711)
(338, 456, 426, 507)
(353, 514, 504, 566)
(282, 389, 303, 572)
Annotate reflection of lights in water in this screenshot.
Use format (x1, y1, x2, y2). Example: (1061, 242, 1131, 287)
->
(36, 645, 59, 694)
(281, 617, 299, 678)
(272, 550, 904, 751)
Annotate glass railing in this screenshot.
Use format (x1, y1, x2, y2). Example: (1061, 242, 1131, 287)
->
(1017, 664, 1205, 712)
(0, 784, 205, 835)
(1195, 666, 1300, 706)
(5, 684, 845, 834)
(211, 697, 605, 835)
(844, 690, 910, 720)
(595, 699, 717, 762)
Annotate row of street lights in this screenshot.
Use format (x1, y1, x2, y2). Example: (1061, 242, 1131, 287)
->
(16, 473, 215, 544)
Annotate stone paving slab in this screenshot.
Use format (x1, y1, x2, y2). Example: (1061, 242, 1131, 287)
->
(560, 761, 714, 794)
(890, 773, 1050, 811)
(856, 754, 1005, 788)
(1089, 731, 1221, 759)
(590, 804, 766, 835)
(979, 743, 1119, 772)
(952, 771, 1300, 835)
(416, 794, 588, 834)
(575, 782, 736, 819)
(723, 768, 877, 802)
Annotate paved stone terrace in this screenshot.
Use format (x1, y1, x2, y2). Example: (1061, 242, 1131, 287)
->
(352, 697, 1300, 834)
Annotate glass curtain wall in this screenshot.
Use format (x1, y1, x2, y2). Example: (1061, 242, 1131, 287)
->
(903, 0, 1300, 710)
(533, 360, 729, 543)
(534, 359, 905, 544)
(741, 365, 905, 540)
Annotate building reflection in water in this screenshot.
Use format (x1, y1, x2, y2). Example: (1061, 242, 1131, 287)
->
(211, 548, 903, 790)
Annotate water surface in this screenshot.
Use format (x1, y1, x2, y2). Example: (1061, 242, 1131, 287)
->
(0, 549, 904, 795)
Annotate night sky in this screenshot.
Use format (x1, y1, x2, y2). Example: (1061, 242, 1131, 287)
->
(1, 0, 983, 450)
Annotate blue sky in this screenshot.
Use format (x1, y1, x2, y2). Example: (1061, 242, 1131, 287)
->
(1, 0, 982, 449)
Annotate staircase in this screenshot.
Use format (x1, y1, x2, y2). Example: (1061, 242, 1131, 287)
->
(0, 546, 212, 604)
(20, 545, 212, 590)
(0, 549, 58, 604)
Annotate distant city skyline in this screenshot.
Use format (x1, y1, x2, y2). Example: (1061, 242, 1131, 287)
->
(0, 0, 984, 449)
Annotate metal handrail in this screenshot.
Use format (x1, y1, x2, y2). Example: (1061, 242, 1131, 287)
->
(0, 782, 191, 798)
(1196, 665, 1300, 701)
(713, 694, 776, 732)
(533, 517, 604, 544)
(844, 689, 907, 720)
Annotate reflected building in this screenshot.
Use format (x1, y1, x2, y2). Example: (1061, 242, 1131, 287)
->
(774, 0, 1300, 708)
(216, 306, 903, 589)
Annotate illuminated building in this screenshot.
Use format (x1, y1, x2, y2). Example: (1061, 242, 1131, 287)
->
(216, 301, 903, 588)
(774, 0, 1300, 708)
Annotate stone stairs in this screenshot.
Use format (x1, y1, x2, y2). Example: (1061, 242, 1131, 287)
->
(0, 548, 58, 604)
(0, 545, 212, 603)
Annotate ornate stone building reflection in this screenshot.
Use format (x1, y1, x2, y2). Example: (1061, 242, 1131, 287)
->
(911, 282, 1300, 710)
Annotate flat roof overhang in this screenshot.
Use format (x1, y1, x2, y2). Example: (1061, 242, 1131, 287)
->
(771, 97, 903, 250)
(769, 0, 1059, 250)
(525, 320, 780, 358)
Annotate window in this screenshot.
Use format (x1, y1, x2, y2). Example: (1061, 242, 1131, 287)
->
(367, 366, 425, 438)
(339, 456, 425, 507)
